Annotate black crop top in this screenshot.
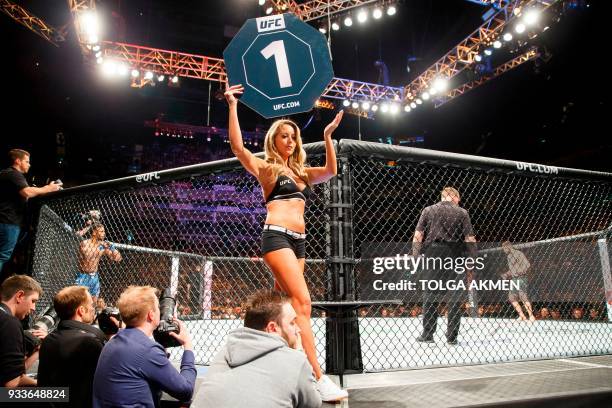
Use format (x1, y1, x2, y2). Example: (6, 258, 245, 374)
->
(265, 175, 312, 204)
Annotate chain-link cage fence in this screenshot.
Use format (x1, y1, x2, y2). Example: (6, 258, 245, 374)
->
(28, 139, 612, 372)
(30, 145, 331, 367)
(343, 140, 612, 371)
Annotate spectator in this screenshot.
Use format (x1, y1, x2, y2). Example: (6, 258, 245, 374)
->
(93, 286, 196, 407)
(550, 309, 561, 320)
(95, 297, 106, 313)
(588, 308, 601, 321)
(0, 149, 61, 281)
(0, 275, 44, 387)
(477, 305, 485, 317)
(571, 307, 584, 320)
(38, 286, 110, 407)
(194, 289, 321, 408)
(359, 308, 368, 317)
(539, 307, 550, 320)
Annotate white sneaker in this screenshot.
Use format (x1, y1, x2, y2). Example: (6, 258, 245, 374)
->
(317, 375, 348, 402)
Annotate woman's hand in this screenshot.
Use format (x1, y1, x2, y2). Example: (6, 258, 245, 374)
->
(224, 83, 244, 107)
(324, 110, 344, 137)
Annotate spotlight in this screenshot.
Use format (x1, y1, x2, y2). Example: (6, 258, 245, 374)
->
(410, 102, 417, 109)
(474, 54, 483, 62)
(102, 61, 117, 76)
(343, 99, 351, 107)
(157, 74, 165, 82)
(258, 0, 265, 5)
(319, 27, 327, 34)
(254, 141, 258, 146)
(117, 63, 128, 76)
(433, 78, 449, 92)
(96, 57, 103, 64)
(503, 33, 513, 42)
(131, 69, 140, 78)
(352, 101, 359, 109)
(373, 8, 383, 19)
(485, 49, 493, 56)
(493, 40, 502, 49)
(357, 10, 368, 23)
(144, 71, 154, 80)
(515, 23, 526, 34)
(380, 103, 389, 113)
(404, 105, 411, 112)
(387, 6, 397, 16)
(92, 45, 100, 52)
(79, 11, 99, 38)
(371, 104, 379, 112)
(266, 7, 273, 15)
(422, 92, 430, 101)
(416, 98, 423, 105)
(332, 22, 340, 31)
(390, 104, 399, 114)
(88, 35, 99, 44)
(361, 101, 371, 111)
(524, 9, 539, 25)
(171, 76, 179, 83)
(429, 87, 438, 95)
(95, 51, 102, 58)
(344, 17, 353, 27)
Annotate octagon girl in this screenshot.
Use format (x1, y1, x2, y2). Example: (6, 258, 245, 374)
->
(225, 84, 347, 401)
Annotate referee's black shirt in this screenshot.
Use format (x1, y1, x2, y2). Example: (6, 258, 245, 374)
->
(415, 201, 474, 254)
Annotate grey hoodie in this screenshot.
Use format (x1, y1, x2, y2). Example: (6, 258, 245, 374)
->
(193, 327, 321, 408)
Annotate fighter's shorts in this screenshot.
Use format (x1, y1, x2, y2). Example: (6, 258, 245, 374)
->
(76, 272, 100, 297)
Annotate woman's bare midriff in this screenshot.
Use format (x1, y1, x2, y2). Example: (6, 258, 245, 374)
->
(265, 199, 306, 233)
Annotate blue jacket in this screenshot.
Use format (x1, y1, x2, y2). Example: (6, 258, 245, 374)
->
(92, 327, 196, 408)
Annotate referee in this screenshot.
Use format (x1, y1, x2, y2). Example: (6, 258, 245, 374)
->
(412, 186, 476, 345)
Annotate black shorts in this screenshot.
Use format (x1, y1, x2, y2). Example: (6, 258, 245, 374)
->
(261, 230, 306, 259)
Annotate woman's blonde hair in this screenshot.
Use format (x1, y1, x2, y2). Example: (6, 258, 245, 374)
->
(264, 119, 309, 185)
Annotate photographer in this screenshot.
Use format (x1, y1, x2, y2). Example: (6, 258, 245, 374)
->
(38, 286, 110, 407)
(0, 275, 44, 387)
(93, 286, 196, 408)
(0, 149, 61, 282)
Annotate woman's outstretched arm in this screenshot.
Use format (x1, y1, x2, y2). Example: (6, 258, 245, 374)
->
(305, 110, 344, 184)
(225, 83, 266, 177)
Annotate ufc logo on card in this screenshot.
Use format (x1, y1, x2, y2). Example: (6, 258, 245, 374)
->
(256, 15, 285, 32)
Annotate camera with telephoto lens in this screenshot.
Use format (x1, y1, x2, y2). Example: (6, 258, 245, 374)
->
(96, 307, 122, 335)
(23, 306, 58, 356)
(153, 288, 181, 348)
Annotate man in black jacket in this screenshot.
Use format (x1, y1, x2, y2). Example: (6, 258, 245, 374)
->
(0, 274, 45, 387)
(38, 286, 108, 407)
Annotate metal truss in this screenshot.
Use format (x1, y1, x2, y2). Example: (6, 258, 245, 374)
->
(434, 47, 539, 107)
(270, 0, 380, 22)
(67, 0, 96, 53)
(144, 119, 267, 141)
(102, 42, 402, 103)
(103, 42, 228, 83)
(403, 0, 559, 102)
(4, 0, 558, 116)
(1, 0, 65, 45)
(323, 77, 403, 102)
